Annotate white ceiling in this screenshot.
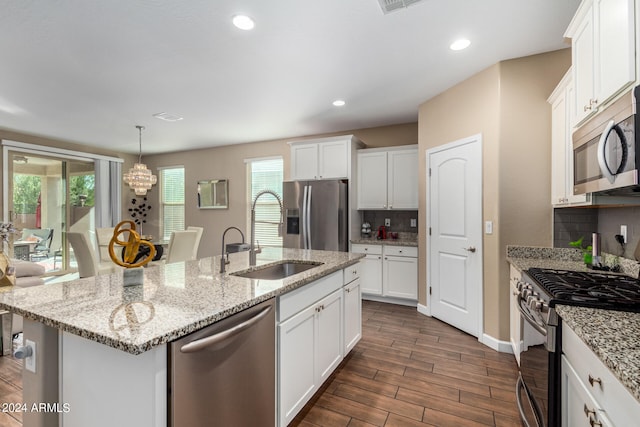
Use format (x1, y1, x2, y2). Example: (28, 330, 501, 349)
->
(0, 0, 581, 155)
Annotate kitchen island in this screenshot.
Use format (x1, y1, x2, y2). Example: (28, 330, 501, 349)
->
(0, 247, 364, 427)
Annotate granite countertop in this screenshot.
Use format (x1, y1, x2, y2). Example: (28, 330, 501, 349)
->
(351, 237, 418, 247)
(556, 305, 640, 403)
(507, 245, 640, 402)
(0, 248, 364, 355)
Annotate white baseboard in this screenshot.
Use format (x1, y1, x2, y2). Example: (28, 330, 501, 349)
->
(481, 333, 514, 354)
(361, 294, 417, 307)
(416, 303, 430, 317)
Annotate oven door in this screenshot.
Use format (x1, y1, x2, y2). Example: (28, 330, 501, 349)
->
(516, 300, 549, 427)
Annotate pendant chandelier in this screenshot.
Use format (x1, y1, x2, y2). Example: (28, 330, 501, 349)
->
(123, 125, 157, 196)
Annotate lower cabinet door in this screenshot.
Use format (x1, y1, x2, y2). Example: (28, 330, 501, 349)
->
(343, 278, 362, 354)
(561, 355, 612, 427)
(316, 290, 343, 384)
(383, 255, 418, 299)
(279, 304, 317, 426)
(360, 254, 383, 295)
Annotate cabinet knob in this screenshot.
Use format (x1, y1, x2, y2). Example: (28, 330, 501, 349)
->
(588, 374, 602, 387)
(345, 288, 351, 293)
(590, 418, 602, 427)
(463, 246, 476, 253)
(590, 98, 598, 106)
(399, 250, 403, 253)
(377, 256, 381, 259)
(584, 104, 592, 112)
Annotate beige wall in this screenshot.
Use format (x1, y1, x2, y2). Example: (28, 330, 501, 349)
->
(418, 49, 570, 342)
(143, 122, 418, 258)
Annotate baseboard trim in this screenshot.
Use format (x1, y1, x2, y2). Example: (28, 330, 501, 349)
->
(416, 303, 430, 317)
(481, 333, 513, 354)
(361, 295, 417, 307)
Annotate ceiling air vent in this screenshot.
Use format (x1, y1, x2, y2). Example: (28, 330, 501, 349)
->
(378, 0, 425, 14)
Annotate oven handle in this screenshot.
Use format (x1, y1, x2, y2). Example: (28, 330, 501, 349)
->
(516, 374, 546, 427)
(517, 299, 547, 337)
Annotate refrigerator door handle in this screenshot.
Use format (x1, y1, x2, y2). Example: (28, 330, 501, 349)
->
(302, 185, 308, 249)
(306, 185, 312, 249)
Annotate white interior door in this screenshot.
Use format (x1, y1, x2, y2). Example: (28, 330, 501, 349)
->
(427, 135, 482, 337)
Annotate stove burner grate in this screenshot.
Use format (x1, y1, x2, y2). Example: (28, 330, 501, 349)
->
(526, 268, 640, 312)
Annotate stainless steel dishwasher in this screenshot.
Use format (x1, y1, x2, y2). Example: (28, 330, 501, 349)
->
(168, 299, 275, 427)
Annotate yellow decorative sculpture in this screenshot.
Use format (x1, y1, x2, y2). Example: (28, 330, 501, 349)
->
(108, 220, 156, 268)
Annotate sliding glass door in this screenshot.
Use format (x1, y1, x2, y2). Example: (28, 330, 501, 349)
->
(7, 150, 95, 274)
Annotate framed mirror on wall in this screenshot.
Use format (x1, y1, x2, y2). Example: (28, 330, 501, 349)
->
(197, 179, 228, 209)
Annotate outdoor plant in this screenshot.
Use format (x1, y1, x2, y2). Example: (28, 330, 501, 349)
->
(569, 236, 593, 265)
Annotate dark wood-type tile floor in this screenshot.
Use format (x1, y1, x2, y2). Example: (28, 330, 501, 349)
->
(0, 301, 522, 427)
(291, 301, 523, 427)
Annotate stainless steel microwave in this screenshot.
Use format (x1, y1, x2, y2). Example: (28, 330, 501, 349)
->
(573, 87, 640, 195)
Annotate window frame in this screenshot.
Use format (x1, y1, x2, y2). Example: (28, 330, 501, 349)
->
(245, 156, 284, 249)
(159, 165, 185, 241)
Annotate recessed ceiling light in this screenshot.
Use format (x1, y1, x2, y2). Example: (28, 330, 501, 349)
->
(450, 39, 471, 51)
(332, 100, 346, 107)
(233, 15, 255, 30)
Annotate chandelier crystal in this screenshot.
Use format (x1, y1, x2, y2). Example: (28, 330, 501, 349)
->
(123, 125, 157, 196)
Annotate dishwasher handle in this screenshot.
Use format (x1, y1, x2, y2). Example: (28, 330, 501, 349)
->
(180, 305, 273, 353)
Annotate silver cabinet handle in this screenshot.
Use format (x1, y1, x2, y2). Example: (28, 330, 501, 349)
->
(180, 306, 272, 353)
(464, 246, 476, 253)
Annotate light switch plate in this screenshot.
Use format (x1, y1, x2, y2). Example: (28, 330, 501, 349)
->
(621, 225, 628, 243)
(385, 218, 390, 227)
(410, 218, 417, 228)
(485, 221, 493, 235)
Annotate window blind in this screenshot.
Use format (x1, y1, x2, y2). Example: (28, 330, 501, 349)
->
(248, 158, 283, 247)
(160, 167, 185, 241)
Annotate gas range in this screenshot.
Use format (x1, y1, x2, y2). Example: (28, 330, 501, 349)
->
(524, 268, 640, 313)
(514, 267, 640, 427)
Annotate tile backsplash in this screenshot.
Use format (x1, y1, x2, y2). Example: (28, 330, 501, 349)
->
(359, 210, 418, 233)
(554, 206, 640, 260)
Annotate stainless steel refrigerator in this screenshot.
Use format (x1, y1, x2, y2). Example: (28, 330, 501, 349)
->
(283, 180, 348, 251)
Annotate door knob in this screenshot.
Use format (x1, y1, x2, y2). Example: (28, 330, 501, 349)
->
(464, 246, 476, 253)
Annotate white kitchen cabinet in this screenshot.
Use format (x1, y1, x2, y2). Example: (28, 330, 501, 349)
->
(549, 70, 589, 207)
(565, 0, 635, 125)
(352, 244, 417, 301)
(509, 266, 522, 365)
(289, 135, 362, 181)
(278, 268, 360, 427)
(357, 145, 418, 210)
(562, 323, 640, 427)
(351, 244, 383, 294)
(343, 263, 362, 354)
(383, 246, 418, 300)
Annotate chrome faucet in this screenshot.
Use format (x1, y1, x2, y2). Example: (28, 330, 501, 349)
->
(220, 226, 248, 274)
(250, 190, 284, 266)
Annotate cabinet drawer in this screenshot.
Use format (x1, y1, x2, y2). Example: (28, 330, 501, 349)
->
(278, 271, 343, 322)
(562, 323, 640, 425)
(384, 246, 417, 257)
(343, 262, 360, 285)
(351, 244, 382, 255)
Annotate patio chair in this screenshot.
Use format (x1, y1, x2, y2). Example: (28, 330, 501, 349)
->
(22, 228, 54, 261)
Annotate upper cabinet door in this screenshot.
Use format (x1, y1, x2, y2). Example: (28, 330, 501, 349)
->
(572, 4, 596, 125)
(596, 0, 636, 103)
(291, 144, 319, 180)
(567, 0, 635, 125)
(357, 151, 388, 209)
(388, 148, 418, 209)
(318, 140, 349, 179)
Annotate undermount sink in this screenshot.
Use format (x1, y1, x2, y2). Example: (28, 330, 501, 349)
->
(231, 261, 323, 280)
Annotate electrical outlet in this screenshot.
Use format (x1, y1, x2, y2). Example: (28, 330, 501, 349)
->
(385, 218, 390, 227)
(621, 225, 628, 243)
(410, 218, 417, 228)
(25, 340, 36, 373)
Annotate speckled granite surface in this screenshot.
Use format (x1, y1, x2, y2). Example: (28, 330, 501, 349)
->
(556, 305, 640, 403)
(351, 236, 418, 247)
(0, 248, 363, 355)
